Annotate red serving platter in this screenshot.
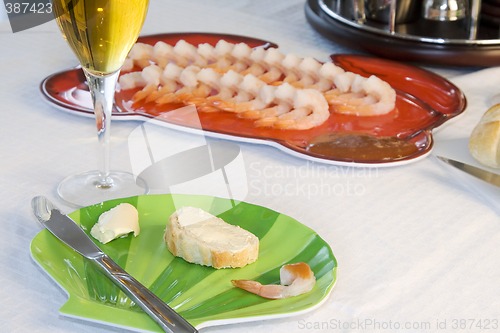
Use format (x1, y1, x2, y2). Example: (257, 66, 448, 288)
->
(40, 32, 467, 167)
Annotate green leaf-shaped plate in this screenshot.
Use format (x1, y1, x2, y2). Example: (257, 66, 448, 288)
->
(30, 194, 337, 331)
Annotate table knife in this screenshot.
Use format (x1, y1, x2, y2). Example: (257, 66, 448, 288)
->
(31, 196, 198, 333)
(436, 156, 500, 188)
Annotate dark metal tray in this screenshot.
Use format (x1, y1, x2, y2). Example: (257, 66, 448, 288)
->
(305, 0, 500, 67)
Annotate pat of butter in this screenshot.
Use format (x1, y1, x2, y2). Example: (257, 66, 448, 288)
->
(176, 206, 215, 226)
(90, 203, 140, 244)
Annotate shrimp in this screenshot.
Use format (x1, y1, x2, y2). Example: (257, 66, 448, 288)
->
(243, 84, 328, 130)
(144, 82, 178, 103)
(208, 78, 329, 130)
(127, 42, 154, 69)
(141, 65, 163, 86)
(136, 64, 178, 103)
(325, 74, 396, 116)
(223, 42, 255, 73)
(231, 262, 316, 299)
(273, 89, 330, 130)
(282, 53, 302, 83)
(263, 48, 286, 72)
(197, 43, 217, 65)
(243, 47, 284, 84)
(237, 85, 280, 119)
(155, 66, 208, 105)
(173, 40, 203, 67)
(211, 39, 236, 70)
(297, 57, 322, 87)
(152, 41, 175, 68)
(212, 74, 269, 114)
(118, 72, 146, 90)
(238, 83, 292, 120)
(315, 62, 344, 92)
(231, 43, 253, 65)
(211, 70, 243, 100)
(122, 39, 397, 124)
(202, 42, 251, 72)
(156, 67, 222, 109)
(239, 47, 275, 82)
(132, 63, 181, 103)
(133, 84, 158, 102)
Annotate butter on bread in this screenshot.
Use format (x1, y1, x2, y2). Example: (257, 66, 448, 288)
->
(164, 207, 259, 269)
(469, 104, 500, 168)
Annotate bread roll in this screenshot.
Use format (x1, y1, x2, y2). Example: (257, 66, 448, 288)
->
(469, 104, 500, 168)
(164, 207, 259, 269)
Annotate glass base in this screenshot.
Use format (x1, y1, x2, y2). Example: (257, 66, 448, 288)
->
(57, 170, 148, 207)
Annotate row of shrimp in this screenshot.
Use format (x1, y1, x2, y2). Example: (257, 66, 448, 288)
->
(118, 39, 397, 130)
(120, 63, 330, 130)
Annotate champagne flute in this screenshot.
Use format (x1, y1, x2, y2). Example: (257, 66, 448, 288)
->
(52, 0, 149, 206)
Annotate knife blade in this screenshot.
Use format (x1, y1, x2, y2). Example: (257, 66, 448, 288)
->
(436, 156, 500, 188)
(31, 196, 198, 333)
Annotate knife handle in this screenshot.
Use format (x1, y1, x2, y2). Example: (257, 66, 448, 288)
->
(94, 255, 198, 333)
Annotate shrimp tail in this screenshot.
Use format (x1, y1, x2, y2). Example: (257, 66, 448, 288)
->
(232, 262, 316, 299)
(231, 279, 285, 299)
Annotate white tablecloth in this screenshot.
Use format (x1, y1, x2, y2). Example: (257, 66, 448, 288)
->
(1, 1, 499, 332)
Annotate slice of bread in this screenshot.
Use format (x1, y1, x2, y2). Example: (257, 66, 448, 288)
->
(164, 207, 259, 269)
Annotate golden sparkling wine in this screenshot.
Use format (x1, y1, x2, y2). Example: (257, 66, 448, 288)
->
(53, 0, 149, 75)
(52, 0, 150, 206)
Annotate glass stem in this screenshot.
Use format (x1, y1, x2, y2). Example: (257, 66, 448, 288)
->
(83, 69, 120, 189)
